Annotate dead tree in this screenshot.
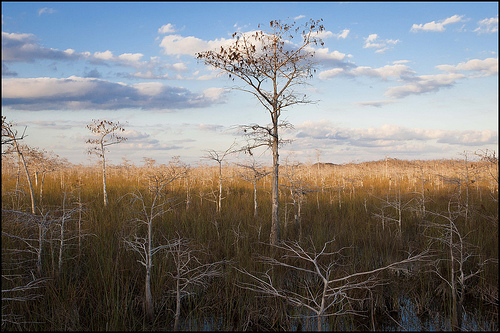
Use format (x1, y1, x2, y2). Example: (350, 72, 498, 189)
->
(2, 209, 54, 276)
(236, 238, 430, 331)
(122, 191, 177, 321)
(165, 236, 227, 331)
(411, 161, 431, 219)
(203, 141, 237, 213)
(86, 119, 127, 207)
(371, 174, 415, 236)
(438, 152, 483, 228)
(55, 186, 82, 275)
(423, 201, 494, 331)
(475, 149, 498, 190)
(197, 18, 325, 245)
(2, 117, 36, 214)
(1, 274, 48, 328)
(122, 157, 186, 320)
(237, 158, 271, 219)
(282, 159, 316, 241)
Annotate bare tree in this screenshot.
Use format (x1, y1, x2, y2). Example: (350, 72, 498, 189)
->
(236, 239, 430, 331)
(2, 117, 36, 214)
(122, 157, 186, 320)
(55, 186, 82, 275)
(86, 119, 127, 207)
(24, 147, 61, 208)
(165, 236, 227, 331)
(237, 157, 271, 218)
(475, 149, 498, 192)
(314, 149, 324, 210)
(197, 18, 325, 245)
(2, 209, 54, 276)
(2, 274, 48, 328)
(122, 191, 177, 321)
(423, 201, 494, 331)
(437, 152, 483, 228)
(371, 173, 415, 235)
(203, 141, 237, 213)
(416, 162, 429, 219)
(282, 158, 316, 241)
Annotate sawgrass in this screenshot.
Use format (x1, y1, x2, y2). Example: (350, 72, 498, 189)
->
(2, 157, 498, 330)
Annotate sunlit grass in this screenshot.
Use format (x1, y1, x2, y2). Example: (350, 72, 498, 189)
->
(2, 157, 498, 330)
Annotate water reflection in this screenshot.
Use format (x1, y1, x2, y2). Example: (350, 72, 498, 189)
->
(179, 296, 497, 331)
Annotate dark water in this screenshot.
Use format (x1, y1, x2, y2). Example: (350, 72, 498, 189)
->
(179, 296, 497, 331)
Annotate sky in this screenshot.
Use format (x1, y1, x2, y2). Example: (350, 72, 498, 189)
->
(2, 1, 498, 167)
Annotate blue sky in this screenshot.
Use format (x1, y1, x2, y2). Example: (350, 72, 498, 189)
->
(2, 1, 498, 166)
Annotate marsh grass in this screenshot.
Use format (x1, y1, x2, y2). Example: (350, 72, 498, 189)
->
(2, 157, 498, 330)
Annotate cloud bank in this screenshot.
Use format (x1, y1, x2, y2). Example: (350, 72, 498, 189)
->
(295, 120, 498, 148)
(1, 76, 227, 111)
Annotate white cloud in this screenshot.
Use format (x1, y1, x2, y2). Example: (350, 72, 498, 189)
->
(129, 71, 170, 80)
(118, 53, 144, 63)
(313, 48, 348, 61)
(365, 34, 378, 43)
(158, 23, 177, 34)
(159, 34, 233, 56)
(294, 120, 497, 147)
(318, 68, 344, 80)
(93, 50, 114, 61)
(319, 63, 415, 81)
(171, 62, 189, 72)
(351, 64, 415, 80)
(132, 82, 165, 96)
(410, 14, 465, 32)
(294, 15, 305, 20)
(393, 60, 410, 64)
(314, 30, 334, 39)
(363, 34, 399, 53)
(91, 50, 147, 68)
(436, 129, 498, 146)
(315, 29, 349, 40)
(335, 29, 350, 39)
(385, 73, 465, 98)
(202, 87, 228, 101)
(354, 100, 398, 108)
(474, 16, 498, 34)
(198, 123, 225, 132)
(38, 7, 56, 16)
(436, 57, 498, 77)
(122, 129, 151, 141)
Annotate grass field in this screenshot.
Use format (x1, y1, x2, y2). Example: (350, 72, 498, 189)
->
(2, 154, 498, 331)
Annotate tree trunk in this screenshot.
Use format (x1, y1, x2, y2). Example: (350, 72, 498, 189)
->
(174, 272, 181, 331)
(145, 215, 154, 320)
(145, 267, 154, 320)
(253, 180, 258, 218)
(101, 145, 108, 207)
(40, 172, 46, 207)
(58, 189, 67, 274)
(270, 128, 280, 246)
(218, 162, 222, 212)
(185, 178, 190, 211)
(16, 145, 37, 214)
(78, 188, 82, 254)
(37, 224, 44, 275)
(450, 220, 459, 331)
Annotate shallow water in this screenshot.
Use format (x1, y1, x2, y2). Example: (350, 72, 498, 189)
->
(179, 295, 497, 331)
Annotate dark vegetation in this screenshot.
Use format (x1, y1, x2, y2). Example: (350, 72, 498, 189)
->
(2, 153, 498, 331)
